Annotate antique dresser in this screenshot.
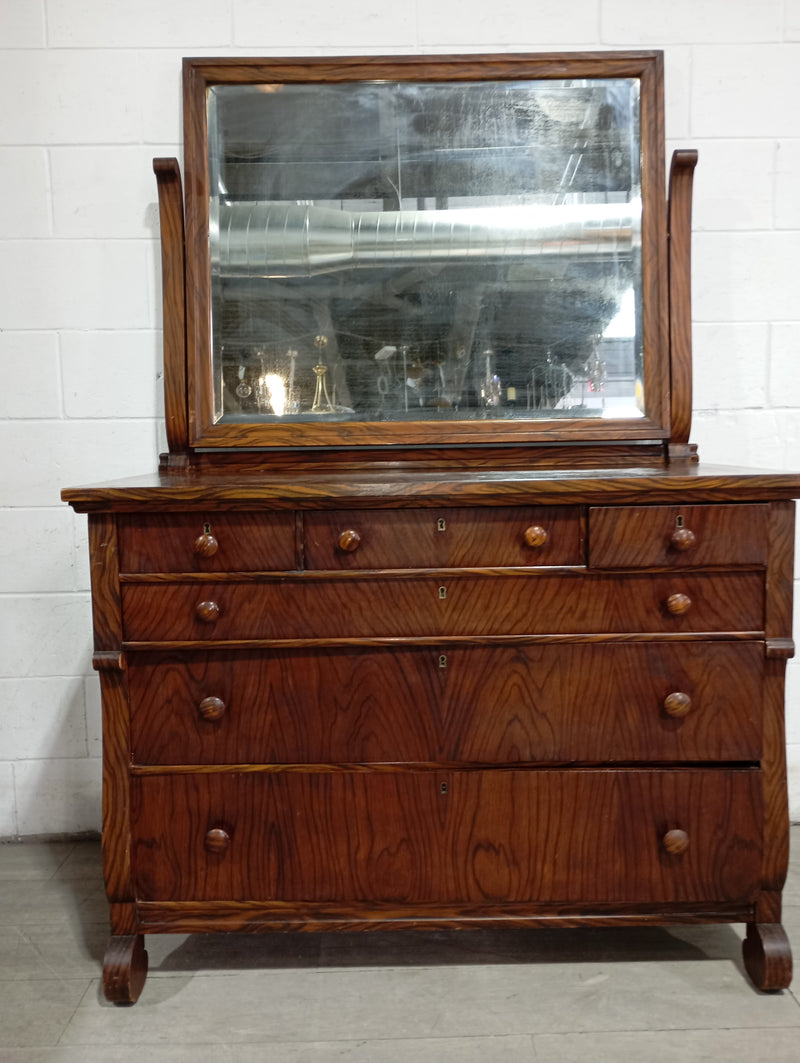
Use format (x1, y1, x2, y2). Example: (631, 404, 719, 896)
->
(63, 52, 800, 1003)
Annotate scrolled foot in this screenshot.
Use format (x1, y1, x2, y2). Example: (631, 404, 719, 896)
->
(742, 922, 792, 991)
(103, 933, 149, 1005)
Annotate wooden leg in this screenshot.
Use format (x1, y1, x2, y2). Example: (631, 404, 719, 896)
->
(742, 923, 793, 991)
(103, 934, 149, 1005)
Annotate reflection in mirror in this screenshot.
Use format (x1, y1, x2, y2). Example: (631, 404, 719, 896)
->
(207, 78, 643, 425)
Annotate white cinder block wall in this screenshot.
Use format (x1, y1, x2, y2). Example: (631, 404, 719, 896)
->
(1, 0, 799, 836)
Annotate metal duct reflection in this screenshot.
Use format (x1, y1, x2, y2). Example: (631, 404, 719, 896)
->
(210, 201, 639, 278)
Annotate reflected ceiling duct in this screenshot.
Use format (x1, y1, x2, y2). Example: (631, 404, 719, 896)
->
(210, 201, 640, 278)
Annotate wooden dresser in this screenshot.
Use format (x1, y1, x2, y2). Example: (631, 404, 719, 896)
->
(63, 52, 799, 1003)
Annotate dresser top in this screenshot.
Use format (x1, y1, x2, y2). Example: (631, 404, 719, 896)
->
(62, 461, 800, 512)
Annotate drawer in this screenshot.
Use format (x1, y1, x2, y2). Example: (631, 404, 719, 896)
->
(128, 642, 763, 766)
(304, 506, 583, 569)
(121, 571, 764, 641)
(118, 513, 296, 573)
(588, 504, 769, 568)
(130, 768, 762, 904)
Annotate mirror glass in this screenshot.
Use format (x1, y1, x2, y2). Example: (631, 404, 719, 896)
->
(207, 77, 643, 425)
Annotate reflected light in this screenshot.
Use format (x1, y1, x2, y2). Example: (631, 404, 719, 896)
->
(604, 287, 636, 338)
(601, 405, 645, 419)
(261, 374, 286, 416)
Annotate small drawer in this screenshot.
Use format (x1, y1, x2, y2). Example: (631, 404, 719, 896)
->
(130, 768, 762, 904)
(118, 513, 296, 573)
(588, 504, 769, 568)
(120, 571, 764, 641)
(304, 506, 583, 569)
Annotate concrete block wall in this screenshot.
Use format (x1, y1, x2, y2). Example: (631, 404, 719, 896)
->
(1, 0, 798, 835)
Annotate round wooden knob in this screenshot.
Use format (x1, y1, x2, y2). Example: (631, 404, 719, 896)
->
(663, 829, 690, 855)
(665, 592, 692, 616)
(663, 692, 692, 718)
(198, 696, 226, 722)
(204, 828, 230, 854)
(523, 525, 548, 549)
(194, 532, 219, 558)
(337, 529, 361, 552)
(195, 600, 220, 623)
(669, 527, 696, 552)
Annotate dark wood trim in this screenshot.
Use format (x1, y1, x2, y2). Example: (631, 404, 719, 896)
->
(129, 761, 762, 777)
(760, 502, 795, 896)
(120, 632, 765, 652)
(92, 650, 126, 671)
(103, 934, 148, 1005)
(743, 922, 793, 991)
(639, 51, 670, 435)
(88, 515, 134, 904)
(166, 443, 671, 473)
(136, 898, 752, 935)
(182, 58, 211, 451)
(62, 468, 800, 512)
(667, 150, 699, 452)
(766, 637, 795, 660)
(153, 159, 189, 456)
(183, 52, 667, 84)
(188, 419, 670, 451)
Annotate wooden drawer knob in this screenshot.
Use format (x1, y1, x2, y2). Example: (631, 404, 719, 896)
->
(194, 532, 219, 558)
(663, 692, 692, 718)
(665, 592, 692, 616)
(337, 529, 361, 552)
(669, 527, 696, 552)
(204, 828, 230, 854)
(523, 525, 548, 549)
(195, 600, 220, 623)
(663, 829, 690, 855)
(198, 696, 226, 722)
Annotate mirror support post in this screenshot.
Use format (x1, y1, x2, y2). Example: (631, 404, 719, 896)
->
(154, 158, 190, 465)
(667, 149, 699, 462)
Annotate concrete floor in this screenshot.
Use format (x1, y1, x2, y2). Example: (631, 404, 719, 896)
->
(2, 830, 800, 1061)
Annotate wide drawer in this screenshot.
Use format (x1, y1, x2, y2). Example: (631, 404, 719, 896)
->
(130, 768, 762, 904)
(304, 506, 583, 568)
(121, 571, 764, 641)
(588, 504, 769, 568)
(128, 642, 763, 765)
(118, 513, 297, 573)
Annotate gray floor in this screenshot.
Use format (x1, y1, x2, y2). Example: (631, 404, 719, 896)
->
(3, 834, 800, 1062)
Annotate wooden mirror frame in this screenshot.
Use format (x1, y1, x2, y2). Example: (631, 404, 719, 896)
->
(166, 52, 673, 454)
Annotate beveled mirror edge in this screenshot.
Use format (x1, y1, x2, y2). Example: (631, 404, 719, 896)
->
(180, 51, 671, 453)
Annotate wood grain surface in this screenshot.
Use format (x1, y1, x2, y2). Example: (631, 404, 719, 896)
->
(153, 158, 188, 457)
(118, 512, 296, 572)
(588, 503, 769, 567)
(304, 506, 583, 569)
(667, 150, 698, 448)
(62, 465, 800, 513)
(120, 571, 764, 641)
(127, 641, 763, 766)
(129, 768, 762, 905)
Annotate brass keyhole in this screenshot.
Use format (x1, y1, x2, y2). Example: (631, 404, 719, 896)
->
(203, 521, 212, 535)
(438, 586, 447, 600)
(676, 515, 684, 528)
(438, 654, 447, 669)
(440, 782, 448, 795)
(437, 518, 447, 532)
